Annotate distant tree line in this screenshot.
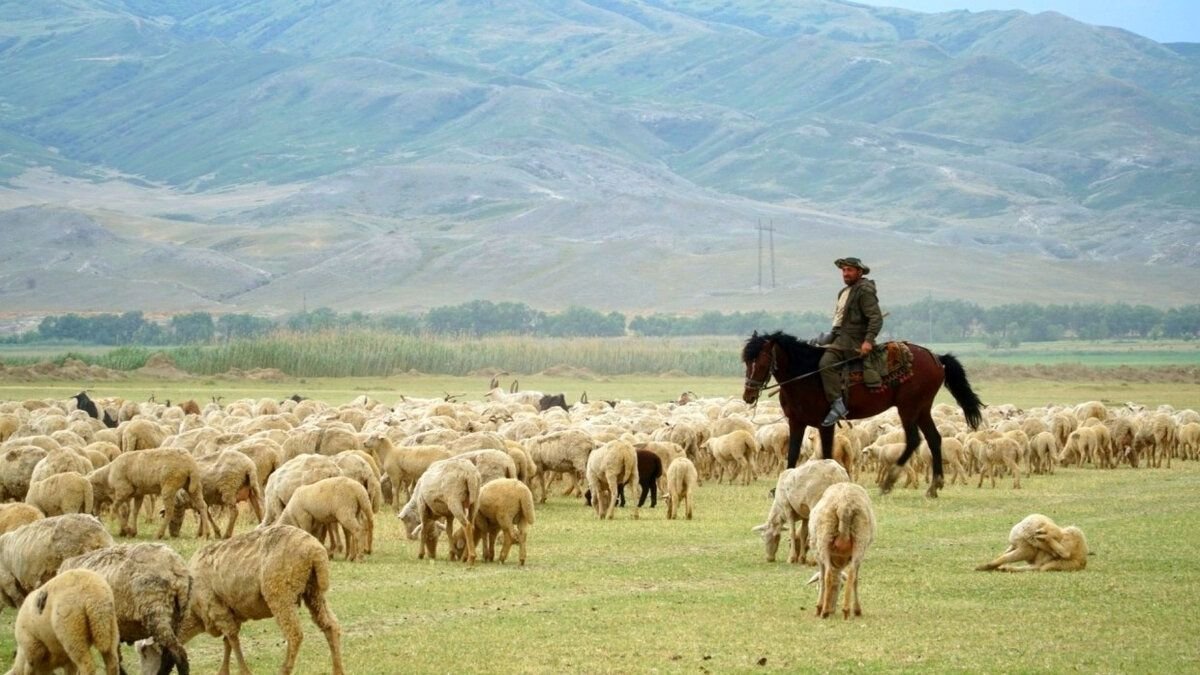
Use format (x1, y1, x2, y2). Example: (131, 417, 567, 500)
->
(4, 301, 1198, 347)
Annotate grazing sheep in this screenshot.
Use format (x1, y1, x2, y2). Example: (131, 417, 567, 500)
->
(261, 454, 342, 525)
(398, 458, 480, 564)
(106, 448, 214, 539)
(1029, 431, 1058, 475)
(279, 477, 374, 562)
(168, 449, 265, 539)
(453, 448, 518, 485)
(632, 449, 663, 508)
(59, 543, 192, 675)
(136, 525, 344, 675)
(521, 429, 595, 504)
(861, 442, 918, 489)
(0, 503, 43, 535)
(753, 459, 850, 564)
(29, 447, 93, 483)
(333, 451, 384, 514)
(472, 478, 535, 565)
(977, 436, 1022, 489)
(362, 434, 451, 509)
(808, 482, 876, 619)
(0, 514, 114, 612)
(119, 418, 167, 454)
(8, 568, 121, 675)
(0, 446, 48, 502)
(228, 437, 283, 489)
(704, 429, 756, 485)
(976, 513, 1088, 572)
(585, 439, 639, 520)
(25, 472, 94, 517)
(663, 457, 698, 520)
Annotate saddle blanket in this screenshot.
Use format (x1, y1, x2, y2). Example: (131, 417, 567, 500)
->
(847, 341, 915, 390)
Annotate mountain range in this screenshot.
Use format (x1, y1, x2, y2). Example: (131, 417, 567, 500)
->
(0, 0, 1197, 316)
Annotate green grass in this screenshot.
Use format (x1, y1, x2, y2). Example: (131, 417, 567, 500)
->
(4, 462, 1196, 673)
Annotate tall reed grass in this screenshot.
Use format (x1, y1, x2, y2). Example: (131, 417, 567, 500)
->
(159, 331, 745, 378)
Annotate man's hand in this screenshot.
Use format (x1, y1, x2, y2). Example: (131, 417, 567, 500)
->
(859, 341, 873, 356)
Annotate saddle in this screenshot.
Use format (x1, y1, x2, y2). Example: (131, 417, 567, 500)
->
(845, 341, 915, 391)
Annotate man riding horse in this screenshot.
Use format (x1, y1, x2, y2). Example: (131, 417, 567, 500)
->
(819, 257, 882, 427)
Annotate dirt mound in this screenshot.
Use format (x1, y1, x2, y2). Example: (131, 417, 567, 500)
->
(467, 367, 509, 378)
(974, 363, 1200, 384)
(136, 352, 193, 379)
(218, 367, 288, 381)
(537, 365, 606, 380)
(0, 359, 127, 382)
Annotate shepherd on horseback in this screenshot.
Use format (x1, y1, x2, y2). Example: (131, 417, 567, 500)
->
(819, 257, 882, 427)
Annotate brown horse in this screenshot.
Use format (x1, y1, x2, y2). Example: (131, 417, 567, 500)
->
(742, 331, 983, 498)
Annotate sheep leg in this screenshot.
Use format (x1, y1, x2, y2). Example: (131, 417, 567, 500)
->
(975, 545, 1030, 571)
(457, 513, 475, 565)
(497, 519, 518, 564)
(128, 495, 144, 538)
(684, 493, 693, 520)
(1007, 458, 1022, 489)
(302, 588, 345, 675)
(223, 504, 239, 539)
(843, 563, 861, 619)
(266, 597, 305, 675)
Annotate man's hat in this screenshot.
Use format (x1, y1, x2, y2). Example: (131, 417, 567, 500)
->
(834, 257, 870, 274)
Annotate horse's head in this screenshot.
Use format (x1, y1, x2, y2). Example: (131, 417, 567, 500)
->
(741, 331, 777, 405)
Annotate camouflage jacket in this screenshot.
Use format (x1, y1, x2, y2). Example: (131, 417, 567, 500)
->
(830, 278, 883, 350)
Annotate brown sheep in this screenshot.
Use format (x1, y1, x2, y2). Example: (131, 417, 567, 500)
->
(8, 568, 121, 675)
(0, 503, 44, 535)
(59, 543, 192, 675)
(278, 477, 373, 562)
(136, 525, 345, 675)
(472, 478, 535, 565)
(976, 513, 1088, 572)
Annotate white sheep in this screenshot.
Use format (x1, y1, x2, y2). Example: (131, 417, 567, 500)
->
(7, 568, 120, 675)
(397, 458, 480, 563)
(663, 457, 698, 521)
(808, 482, 875, 619)
(521, 429, 595, 503)
(753, 459, 850, 564)
(261, 453, 342, 525)
(25, 472, 94, 517)
(585, 439, 639, 520)
(975, 513, 1088, 572)
(704, 429, 756, 485)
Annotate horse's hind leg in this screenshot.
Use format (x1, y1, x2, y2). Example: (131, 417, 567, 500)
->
(917, 411, 944, 498)
(881, 422, 922, 495)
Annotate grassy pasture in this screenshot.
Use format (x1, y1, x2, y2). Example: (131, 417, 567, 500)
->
(1, 458, 1196, 673)
(0, 371, 1197, 673)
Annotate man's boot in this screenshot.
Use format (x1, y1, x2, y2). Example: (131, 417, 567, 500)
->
(822, 397, 848, 427)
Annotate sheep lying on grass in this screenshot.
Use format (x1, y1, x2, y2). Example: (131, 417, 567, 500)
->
(137, 524, 344, 675)
(808, 482, 876, 619)
(59, 543, 192, 675)
(663, 458, 698, 520)
(0, 514, 114, 612)
(8, 568, 120, 675)
(470, 478, 535, 565)
(975, 513, 1088, 572)
(753, 459, 850, 564)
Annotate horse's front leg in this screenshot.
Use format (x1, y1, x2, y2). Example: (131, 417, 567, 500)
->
(786, 422, 808, 469)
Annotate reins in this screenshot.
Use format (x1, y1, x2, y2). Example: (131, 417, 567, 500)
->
(753, 350, 863, 398)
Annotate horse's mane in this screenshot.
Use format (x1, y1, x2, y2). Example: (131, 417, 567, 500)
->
(741, 330, 824, 375)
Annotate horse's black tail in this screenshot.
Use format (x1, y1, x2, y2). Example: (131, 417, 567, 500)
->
(939, 353, 984, 430)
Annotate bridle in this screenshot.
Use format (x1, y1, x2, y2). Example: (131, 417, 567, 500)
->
(744, 342, 777, 396)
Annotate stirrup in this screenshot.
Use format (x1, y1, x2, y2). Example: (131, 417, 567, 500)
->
(822, 398, 847, 427)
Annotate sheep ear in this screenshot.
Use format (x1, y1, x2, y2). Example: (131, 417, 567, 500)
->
(751, 523, 767, 534)
(805, 572, 820, 585)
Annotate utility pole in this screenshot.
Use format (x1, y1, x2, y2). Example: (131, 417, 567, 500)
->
(757, 219, 763, 292)
(769, 219, 776, 289)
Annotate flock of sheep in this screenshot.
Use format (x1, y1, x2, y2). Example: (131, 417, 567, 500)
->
(0, 383, 1196, 672)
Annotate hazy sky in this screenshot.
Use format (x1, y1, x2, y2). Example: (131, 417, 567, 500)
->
(855, 1, 1199, 44)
